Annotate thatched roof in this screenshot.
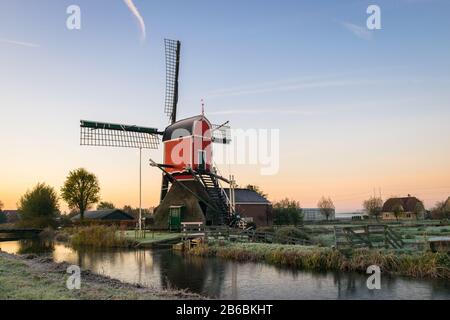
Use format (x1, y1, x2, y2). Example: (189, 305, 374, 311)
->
(382, 196, 423, 212)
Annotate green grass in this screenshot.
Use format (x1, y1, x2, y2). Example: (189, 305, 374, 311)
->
(0, 255, 139, 299)
(0, 256, 75, 299)
(0, 253, 200, 300)
(189, 242, 450, 279)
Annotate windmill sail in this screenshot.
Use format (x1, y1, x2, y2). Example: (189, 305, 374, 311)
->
(161, 39, 181, 202)
(211, 123, 231, 144)
(80, 120, 160, 149)
(164, 39, 181, 124)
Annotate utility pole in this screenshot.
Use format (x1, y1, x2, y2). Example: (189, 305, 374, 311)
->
(139, 147, 142, 231)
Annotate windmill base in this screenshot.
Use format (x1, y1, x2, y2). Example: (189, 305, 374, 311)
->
(154, 180, 221, 229)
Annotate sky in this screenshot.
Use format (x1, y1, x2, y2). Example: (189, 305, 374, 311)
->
(1, 0, 450, 212)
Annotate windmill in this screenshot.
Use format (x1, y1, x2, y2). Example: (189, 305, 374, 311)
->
(80, 39, 243, 229)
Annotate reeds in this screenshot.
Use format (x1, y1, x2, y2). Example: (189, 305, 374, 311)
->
(70, 225, 130, 248)
(189, 243, 450, 279)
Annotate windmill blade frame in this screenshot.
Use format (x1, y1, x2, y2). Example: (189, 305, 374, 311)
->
(164, 39, 181, 124)
(211, 123, 232, 144)
(80, 120, 161, 149)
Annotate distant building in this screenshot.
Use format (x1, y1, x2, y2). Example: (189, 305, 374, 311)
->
(2, 210, 20, 223)
(382, 196, 424, 220)
(303, 208, 335, 222)
(224, 188, 273, 227)
(71, 209, 135, 222)
(336, 212, 369, 221)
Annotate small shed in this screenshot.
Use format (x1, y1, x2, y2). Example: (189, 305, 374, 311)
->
(71, 209, 135, 222)
(224, 188, 273, 227)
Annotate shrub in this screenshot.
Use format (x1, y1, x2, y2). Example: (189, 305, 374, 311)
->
(17, 183, 59, 228)
(0, 212, 7, 224)
(257, 226, 275, 233)
(70, 225, 130, 248)
(274, 226, 309, 242)
(39, 227, 55, 240)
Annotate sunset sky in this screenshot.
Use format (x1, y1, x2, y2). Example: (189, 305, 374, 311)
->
(1, 0, 449, 212)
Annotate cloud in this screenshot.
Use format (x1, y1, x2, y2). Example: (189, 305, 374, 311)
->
(208, 108, 324, 116)
(206, 76, 371, 99)
(0, 38, 40, 48)
(123, 0, 146, 43)
(341, 22, 372, 40)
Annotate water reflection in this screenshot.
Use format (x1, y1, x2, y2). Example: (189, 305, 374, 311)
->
(1, 240, 449, 299)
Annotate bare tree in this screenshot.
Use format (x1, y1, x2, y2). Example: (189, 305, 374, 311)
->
(413, 201, 425, 220)
(317, 196, 335, 221)
(245, 185, 268, 199)
(363, 196, 383, 221)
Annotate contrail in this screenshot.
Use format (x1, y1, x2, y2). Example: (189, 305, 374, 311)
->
(0, 38, 40, 48)
(123, 0, 146, 43)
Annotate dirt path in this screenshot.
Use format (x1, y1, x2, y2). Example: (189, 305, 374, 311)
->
(0, 251, 203, 300)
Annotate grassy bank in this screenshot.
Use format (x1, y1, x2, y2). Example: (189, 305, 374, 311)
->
(60, 226, 181, 248)
(123, 231, 182, 247)
(189, 242, 450, 279)
(0, 251, 201, 300)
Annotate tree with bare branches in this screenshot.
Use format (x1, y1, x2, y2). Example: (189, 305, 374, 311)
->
(363, 196, 383, 221)
(317, 196, 335, 221)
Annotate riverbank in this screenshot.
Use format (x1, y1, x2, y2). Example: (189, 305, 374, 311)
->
(0, 251, 202, 300)
(189, 242, 450, 279)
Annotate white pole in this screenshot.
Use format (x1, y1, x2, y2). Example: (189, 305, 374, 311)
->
(139, 147, 142, 231)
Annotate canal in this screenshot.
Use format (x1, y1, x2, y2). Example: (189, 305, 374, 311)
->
(1, 239, 449, 299)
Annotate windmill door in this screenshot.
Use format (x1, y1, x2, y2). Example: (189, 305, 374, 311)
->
(198, 150, 206, 171)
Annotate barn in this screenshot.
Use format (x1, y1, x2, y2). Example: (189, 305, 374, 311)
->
(224, 188, 273, 227)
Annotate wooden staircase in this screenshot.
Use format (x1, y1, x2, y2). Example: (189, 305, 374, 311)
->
(198, 172, 232, 225)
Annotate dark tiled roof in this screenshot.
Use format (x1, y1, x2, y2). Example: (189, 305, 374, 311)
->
(223, 188, 271, 204)
(162, 115, 207, 142)
(382, 197, 423, 212)
(71, 209, 134, 221)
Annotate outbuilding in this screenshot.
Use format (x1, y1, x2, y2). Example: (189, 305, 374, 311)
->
(224, 188, 273, 227)
(71, 209, 135, 223)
